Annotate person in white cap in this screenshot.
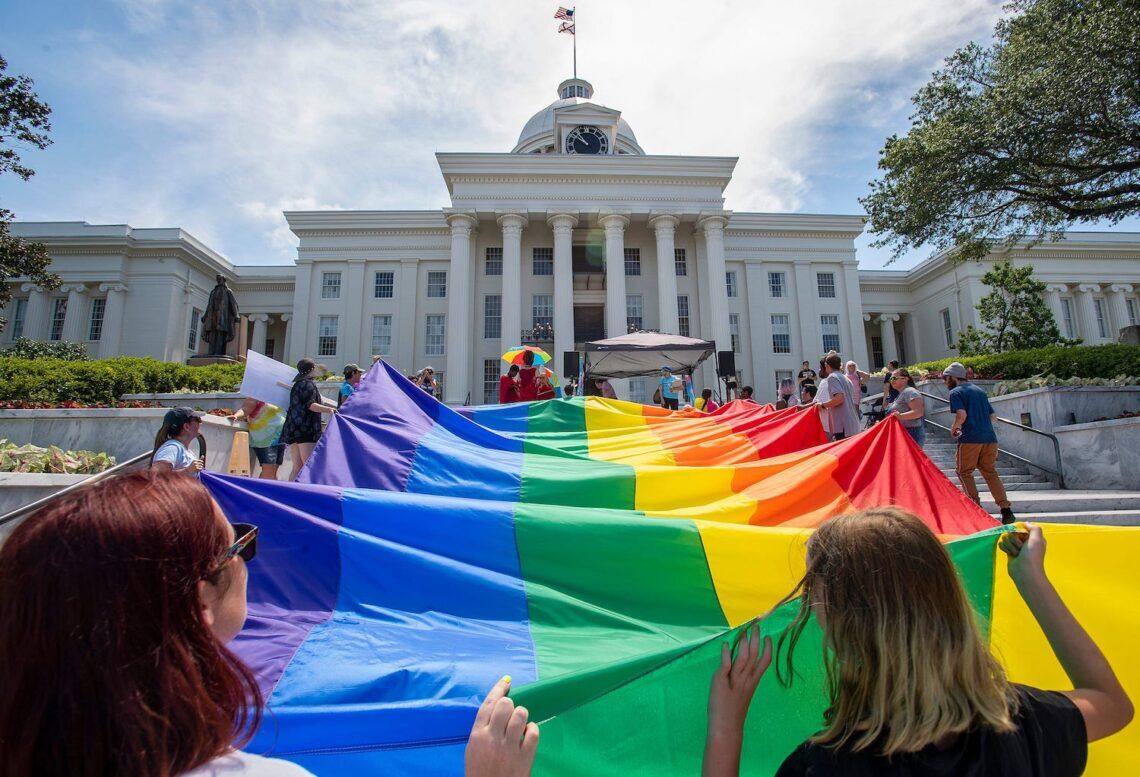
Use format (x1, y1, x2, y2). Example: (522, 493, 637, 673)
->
(944, 361, 1015, 524)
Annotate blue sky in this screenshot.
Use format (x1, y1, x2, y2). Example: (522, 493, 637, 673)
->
(2, 0, 1135, 269)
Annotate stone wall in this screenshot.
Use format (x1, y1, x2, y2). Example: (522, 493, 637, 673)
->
(1055, 417, 1140, 490)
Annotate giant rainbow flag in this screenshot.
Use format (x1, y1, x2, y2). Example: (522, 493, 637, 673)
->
(201, 362, 1139, 775)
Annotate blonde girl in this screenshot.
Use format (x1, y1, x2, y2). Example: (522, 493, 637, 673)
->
(703, 508, 1132, 776)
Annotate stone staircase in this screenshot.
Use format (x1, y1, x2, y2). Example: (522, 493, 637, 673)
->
(922, 424, 1140, 525)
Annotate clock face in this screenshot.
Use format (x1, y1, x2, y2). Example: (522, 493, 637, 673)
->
(565, 126, 609, 155)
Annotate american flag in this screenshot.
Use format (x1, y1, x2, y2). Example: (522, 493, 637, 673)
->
(558, 21, 575, 35)
(554, 7, 574, 21)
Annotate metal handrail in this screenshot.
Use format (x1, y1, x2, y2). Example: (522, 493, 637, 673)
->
(918, 390, 1066, 489)
(0, 434, 209, 528)
(0, 450, 152, 528)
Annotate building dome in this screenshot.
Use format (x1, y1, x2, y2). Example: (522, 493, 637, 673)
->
(512, 78, 643, 154)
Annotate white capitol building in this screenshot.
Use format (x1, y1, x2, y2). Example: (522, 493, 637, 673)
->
(8, 77, 1140, 404)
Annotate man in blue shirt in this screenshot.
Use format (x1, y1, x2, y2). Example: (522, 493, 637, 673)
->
(945, 362, 1014, 524)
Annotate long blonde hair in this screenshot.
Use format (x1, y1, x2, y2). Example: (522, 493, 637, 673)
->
(776, 507, 1017, 754)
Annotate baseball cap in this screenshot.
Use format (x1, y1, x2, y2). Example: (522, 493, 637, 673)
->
(661, 365, 673, 372)
(163, 406, 202, 427)
(943, 362, 968, 379)
(343, 363, 361, 378)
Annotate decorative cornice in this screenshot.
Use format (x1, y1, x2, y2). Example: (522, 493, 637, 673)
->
(42, 247, 128, 256)
(448, 175, 731, 187)
(728, 247, 854, 256)
(293, 229, 449, 238)
(297, 246, 449, 254)
(235, 283, 294, 292)
(725, 230, 864, 240)
(451, 194, 724, 204)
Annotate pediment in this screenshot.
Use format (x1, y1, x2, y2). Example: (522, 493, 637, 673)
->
(554, 102, 622, 126)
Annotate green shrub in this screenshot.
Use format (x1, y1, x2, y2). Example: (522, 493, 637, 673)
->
(908, 344, 1140, 381)
(0, 356, 245, 404)
(1, 338, 89, 361)
(0, 440, 115, 474)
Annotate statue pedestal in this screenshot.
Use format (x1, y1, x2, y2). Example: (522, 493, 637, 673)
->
(187, 355, 244, 367)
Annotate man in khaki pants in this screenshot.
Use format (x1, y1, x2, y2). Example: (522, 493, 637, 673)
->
(945, 362, 1015, 524)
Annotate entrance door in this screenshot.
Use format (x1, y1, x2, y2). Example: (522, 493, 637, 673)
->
(574, 305, 605, 346)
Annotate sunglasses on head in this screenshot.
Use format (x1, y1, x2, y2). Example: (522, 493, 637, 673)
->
(208, 522, 258, 578)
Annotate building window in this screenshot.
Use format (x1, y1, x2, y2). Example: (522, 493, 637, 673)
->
(677, 295, 690, 337)
(626, 294, 643, 332)
(1128, 298, 1138, 326)
(483, 359, 499, 404)
(674, 248, 687, 276)
(775, 369, 794, 396)
(532, 294, 553, 328)
(49, 298, 67, 341)
(817, 272, 836, 298)
(768, 271, 786, 298)
(321, 272, 341, 300)
(1094, 298, 1108, 339)
(484, 295, 502, 339)
(265, 338, 276, 359)
(725, 271, 738, 298)
(425, 314, 445, 356)
(10, 298, 27, 340)
(871, 336, 884, 370)
(532, 247, 553, 276)
(427, 271, 447, 298)
(940, 308, 954, 348)
(771, 314, 791, 353)
(485, 246, 503, 276)
(821, 314, 840, 353)
(729, 313, 741, 353)
(187, 308, 201, 351)
(318, 315, 339, 356)
(371, 315, 392, 355)
(88, 298, 106, 341)
(629, 378, 647, 404)
(624, 248, 641, 276)
(1060, 297, 1076, 338)
(374, 271, 394, 298)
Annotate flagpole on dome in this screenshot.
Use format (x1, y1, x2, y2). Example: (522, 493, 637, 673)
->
(555, 6, 577, 78)
(573, 6, 577, 79)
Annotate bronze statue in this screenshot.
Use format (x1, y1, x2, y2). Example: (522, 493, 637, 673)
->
(202, 275, 240, 356)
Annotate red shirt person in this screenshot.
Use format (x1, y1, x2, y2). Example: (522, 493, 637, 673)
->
(498, 365, 520, 404)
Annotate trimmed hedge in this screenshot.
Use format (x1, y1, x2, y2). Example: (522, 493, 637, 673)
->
(909, 344, 1140, 381)
(0, 357, 245, 405)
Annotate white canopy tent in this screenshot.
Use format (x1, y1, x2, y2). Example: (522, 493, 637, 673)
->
(582, 331, 715, 380)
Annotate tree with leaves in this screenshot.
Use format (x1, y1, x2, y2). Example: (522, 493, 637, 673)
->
(862, 0, 1140, 263)
(955, 261, 1076, 355)
(1, 54, 60, 329)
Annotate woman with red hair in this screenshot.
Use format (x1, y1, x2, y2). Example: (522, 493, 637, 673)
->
(0, 471, 537, 776)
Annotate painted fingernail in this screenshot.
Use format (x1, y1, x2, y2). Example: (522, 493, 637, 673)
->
(502, 675, 511, 685)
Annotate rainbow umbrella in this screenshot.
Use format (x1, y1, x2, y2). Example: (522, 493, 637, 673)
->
(502, 345, 551, 366)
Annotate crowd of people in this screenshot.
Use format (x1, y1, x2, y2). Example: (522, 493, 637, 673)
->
(0, 472, 1129, 775)
(498, 350, 556, 403)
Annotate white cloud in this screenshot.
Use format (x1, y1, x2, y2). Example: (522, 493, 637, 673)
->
(46, 1, 1006, 262)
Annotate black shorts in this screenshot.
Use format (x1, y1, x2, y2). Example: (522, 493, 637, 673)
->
(253, 444, 286, 466)
(663, 397, 680, 410)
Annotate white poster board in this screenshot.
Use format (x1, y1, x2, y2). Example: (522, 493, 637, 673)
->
(239, 350, 295, 408)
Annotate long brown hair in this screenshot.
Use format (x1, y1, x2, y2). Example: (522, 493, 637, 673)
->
(776, 508, 1016, 754)
(0, 470, 263, 776)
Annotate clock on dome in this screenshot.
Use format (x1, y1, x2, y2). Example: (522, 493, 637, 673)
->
(565, 125, 609, 155)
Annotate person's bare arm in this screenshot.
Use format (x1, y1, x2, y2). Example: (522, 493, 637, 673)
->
(950, 408, 967, 436)
(821, 393, 844, 408)
(702, 625, 772, 777)
(1001, 527, 1134, 741)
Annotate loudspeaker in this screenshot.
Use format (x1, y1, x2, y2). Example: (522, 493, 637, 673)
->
(717, 350, 736, 378)
(563, 351, 581, 378)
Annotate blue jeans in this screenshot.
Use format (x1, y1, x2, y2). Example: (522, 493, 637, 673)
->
(904, 424, 926, 447)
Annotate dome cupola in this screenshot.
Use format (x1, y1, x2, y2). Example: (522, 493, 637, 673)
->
(513, 78, 643, 155)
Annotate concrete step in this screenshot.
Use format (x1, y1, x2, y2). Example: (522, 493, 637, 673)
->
(931, 464, 1033, 476)
(979, 491, 1140, 516)
(942, 474, 1045, 485)
(1002, 511, 1140, 526)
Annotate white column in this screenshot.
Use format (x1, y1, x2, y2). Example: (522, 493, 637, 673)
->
(877, 314, 899, 367)
(97, 283, 128, 358)
(548, 212, 578, 365)
(698, 213, 731, 351)
(792, 264, 817, 360)
(394, 258, 419, 374)
(343, 259, 366, 364)
(601, 213, 630, 337)
(20, 283, 48, 341)
(1075, 284, 1102, 342)
(498, 213, 526, 348)
(250, 313, 270, 355)
(745, 263, 771, 395)
(287, 260, 313, 364)
(60, 284, 88, 342)
(1108, 284, 1134, 339)
(280, 313, 293, 362)
(1043, 284, 1067, 330)
(842, 263, 869, 369)
(650, 214, 680, 335)
(445, 213, 477, 404)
